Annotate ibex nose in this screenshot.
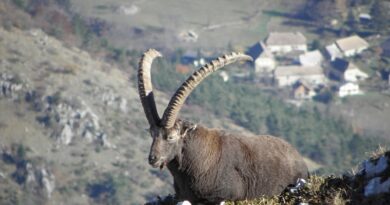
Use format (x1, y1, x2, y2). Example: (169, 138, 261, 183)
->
(149, 155, 158, 165)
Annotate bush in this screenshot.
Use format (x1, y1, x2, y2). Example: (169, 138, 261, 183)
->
(11, 0, 27, 9)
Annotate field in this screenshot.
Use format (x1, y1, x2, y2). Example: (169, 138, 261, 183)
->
(327, 91, 390, 140)
(70, 0, 307, 51)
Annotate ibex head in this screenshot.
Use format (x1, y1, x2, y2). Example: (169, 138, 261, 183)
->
(138, 49, 252, 169)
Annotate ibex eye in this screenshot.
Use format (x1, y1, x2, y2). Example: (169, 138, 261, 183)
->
(166, 135, 177, 142)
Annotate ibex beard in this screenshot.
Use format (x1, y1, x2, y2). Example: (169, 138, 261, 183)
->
(138, 49, 308, 204)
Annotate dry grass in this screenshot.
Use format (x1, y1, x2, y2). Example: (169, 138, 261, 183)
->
(225, 175, 350, 205)
(368, 145, 389, 160)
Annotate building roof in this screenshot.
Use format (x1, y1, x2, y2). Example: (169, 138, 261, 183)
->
(331, 58, 359, 73)
(293, 80, 314, 90)
(246, 41, 273, 59)
(382, 38, 390, 51)
(299, 50, 323, 66)
(325, 43, 343, 59)
(336, 35, 369, 52)
(265, 32, 307, 46)
(274, 65, 323, 77)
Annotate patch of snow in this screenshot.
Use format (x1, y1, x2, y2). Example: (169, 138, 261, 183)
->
(177, 201, 191, 205)
(362, 156, 388, 178)
(290, 178, 307, 193)
(364, 177, 390, 197)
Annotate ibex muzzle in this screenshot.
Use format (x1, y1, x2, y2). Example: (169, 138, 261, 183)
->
(137, 49, 308, 204)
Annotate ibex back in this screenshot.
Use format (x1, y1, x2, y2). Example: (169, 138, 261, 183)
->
(138, 49, 308, 204)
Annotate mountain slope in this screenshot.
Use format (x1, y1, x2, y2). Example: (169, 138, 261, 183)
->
(0, 27, 318, 204)
(0, 26, 164, 204)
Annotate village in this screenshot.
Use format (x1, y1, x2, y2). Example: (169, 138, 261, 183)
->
(178, 31, 390, 104)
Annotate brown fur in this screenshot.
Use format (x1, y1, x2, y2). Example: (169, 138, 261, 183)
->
(159, 122, 308, 204)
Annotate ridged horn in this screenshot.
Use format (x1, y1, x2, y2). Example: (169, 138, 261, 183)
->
(138, 49, 162, 127)
(161, 52, 253, 128)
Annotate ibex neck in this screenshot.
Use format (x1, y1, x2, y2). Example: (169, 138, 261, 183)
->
(179, 126, 222, 175)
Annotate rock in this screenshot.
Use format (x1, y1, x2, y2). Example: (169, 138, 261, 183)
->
(119, 98, 128, 113)
(97, 132, 114, 148)
(361, 156, 388, 178)
(25, 162, 36, 183)
(59, 124, 73, 145)
(0, 73, 24, 99)
(40, 168, 55, 199)
(83, 130, 94, 143)
(289, 178, 307, 194)
(13, 161, 56, 199)
(34, 97, 109, 147)
(364, 177, 390, 197)
(117, 5, 139, 15)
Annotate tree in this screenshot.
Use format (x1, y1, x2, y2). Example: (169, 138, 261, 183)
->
(305, 0, 348, 25)
(370, 0, 390, 33)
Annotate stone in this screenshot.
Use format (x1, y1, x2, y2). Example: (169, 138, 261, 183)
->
(59, 124, 73, 145)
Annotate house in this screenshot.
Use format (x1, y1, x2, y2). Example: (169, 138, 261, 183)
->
(219, 71, 229, 82)
(247, 41, 276, 74)
(359, 13, 372, 24)
(299, 50, 324, 66)
(338, 82, 361, 97)
(274, 65, 326, 87)
(381, 38, 390, 57)
(181, 50, 215, 66)
(335, 35, 369, 57)
(265, 32, 307, 54)
(181, 50, 198, 64)
(331, 58, 369, 82)
(292, 81, 316, 100)
(325, 43, 343, 61)
(175, 64, 191, 74)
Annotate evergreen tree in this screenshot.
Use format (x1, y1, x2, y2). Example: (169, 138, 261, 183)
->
(370, 0, 390, 33)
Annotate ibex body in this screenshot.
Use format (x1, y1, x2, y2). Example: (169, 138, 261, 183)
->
(138, 49, 308, 204)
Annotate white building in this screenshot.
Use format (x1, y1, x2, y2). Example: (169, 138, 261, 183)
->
(247, 41, 276, 74)
(331, 59, 369, 82)
(339, 82, 361, 97)
(265, 32, 307, 54)
(325, 43, 343, 61)
(299, 50, 324, 66)
(274, 65, 326, 87)
(335, 35, 369, 57)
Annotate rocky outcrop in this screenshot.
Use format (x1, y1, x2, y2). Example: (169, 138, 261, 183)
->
(20, 162, 56, 199)
(95, 87, 128, 113)
(359, 152, 390, 197)
(44, 98, 112, 147)
(1, 145, 55, 199)
(0, 73, 24, 99)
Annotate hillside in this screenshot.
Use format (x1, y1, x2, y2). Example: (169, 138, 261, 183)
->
(0, 26, 155, 204)
(0, 26, 306, 204)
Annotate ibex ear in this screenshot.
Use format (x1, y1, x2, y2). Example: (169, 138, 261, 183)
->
(180, 121, 197, 137)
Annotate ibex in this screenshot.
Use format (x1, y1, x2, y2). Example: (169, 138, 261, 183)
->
(138, 49, 308, 204)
